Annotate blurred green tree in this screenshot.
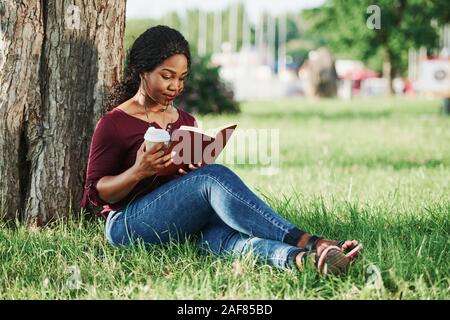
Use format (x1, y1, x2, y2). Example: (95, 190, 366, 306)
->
(125, 20, 240, 115)
(303, 0, 450, 94)
(176, 51, 240, 115)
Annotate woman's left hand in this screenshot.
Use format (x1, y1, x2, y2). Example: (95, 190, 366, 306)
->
(178, 162, 203, 175)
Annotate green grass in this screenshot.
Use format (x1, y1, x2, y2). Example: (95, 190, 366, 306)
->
(1, 96, 449, 299)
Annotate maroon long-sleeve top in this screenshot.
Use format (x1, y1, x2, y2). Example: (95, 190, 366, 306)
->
(81, 107, 197, 217)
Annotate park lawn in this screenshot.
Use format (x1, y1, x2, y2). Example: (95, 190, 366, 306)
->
(0, 96, 448, 299)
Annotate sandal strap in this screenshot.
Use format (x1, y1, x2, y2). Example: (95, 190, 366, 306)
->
(337, 240, 346, 248)
(305, 235, 322, 251)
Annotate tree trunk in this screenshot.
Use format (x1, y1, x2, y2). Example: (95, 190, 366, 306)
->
(0, 1, 126, 226)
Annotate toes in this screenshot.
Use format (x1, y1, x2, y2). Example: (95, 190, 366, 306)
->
(342, 240, 358, 250)
(342, 240, 352, 249)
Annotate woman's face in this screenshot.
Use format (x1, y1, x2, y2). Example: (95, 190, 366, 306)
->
(141, 54, 189, 106)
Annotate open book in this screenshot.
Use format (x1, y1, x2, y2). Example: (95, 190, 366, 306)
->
(156, 123, 237, 176)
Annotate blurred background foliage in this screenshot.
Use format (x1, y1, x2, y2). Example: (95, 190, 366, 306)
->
(302, 0, 450, 76)
(123, 1, 449, 112)
(125, 19, 240, 115)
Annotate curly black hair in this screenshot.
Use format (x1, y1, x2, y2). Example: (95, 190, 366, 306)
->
(104, 25, 191, 113)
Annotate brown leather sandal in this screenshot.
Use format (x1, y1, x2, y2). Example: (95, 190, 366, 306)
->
(300, 235, 351, 275)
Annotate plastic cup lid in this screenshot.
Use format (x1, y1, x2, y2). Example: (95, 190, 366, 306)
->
(144, 126, 171, 142)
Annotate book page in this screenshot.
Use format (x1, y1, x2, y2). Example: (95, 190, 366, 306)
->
(178, 123, 237, 139)
(178, 125, 215, 139)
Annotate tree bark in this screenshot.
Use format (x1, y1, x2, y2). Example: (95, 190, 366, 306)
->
(0, 0, 126, 226)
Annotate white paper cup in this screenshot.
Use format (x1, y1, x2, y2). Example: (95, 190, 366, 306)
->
(144, 127, 171, 152)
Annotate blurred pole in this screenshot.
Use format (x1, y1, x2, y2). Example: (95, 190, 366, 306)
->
(242, 9, 250, 50)
(439, 24, 449, 49)
(214, 10, 222, 53)
(168, 13, 174, 27)
(256, 12, 264, 61)
(268, 14, 276, 73)
(442, 97, 450, 115)
(419, 46, 427, 60)
(447, 25, 450, 49)
(441, 25, 450, 114)
(278, 13, 286, 77)
(446, 24, 450, 49)
(229, 2, 238, 52)
(182, 12, 189, 44)
(263, 12, 268, 64)
(408, 48, 418, 81)
(440, 24, 450, 57)
(168, 12, 173, 28)
(198, 10, 207, 56)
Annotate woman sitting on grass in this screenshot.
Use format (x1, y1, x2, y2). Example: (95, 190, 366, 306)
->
(81, 25, 361, 275)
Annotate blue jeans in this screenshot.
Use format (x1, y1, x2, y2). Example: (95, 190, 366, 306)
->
(105, 164, 306, 270)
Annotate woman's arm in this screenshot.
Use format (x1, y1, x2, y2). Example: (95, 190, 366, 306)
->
(96, 141, 173, 204)
(96, 166, 141, 204)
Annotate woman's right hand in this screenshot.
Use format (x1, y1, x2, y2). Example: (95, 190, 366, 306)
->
(132, 142, 174, 180)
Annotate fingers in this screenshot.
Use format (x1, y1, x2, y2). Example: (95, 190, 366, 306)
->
(178, 162, 202, 175)
(151, 156, 173, 170)
(164, 152, 176, 167)
(153, 151, 175, 165)
(145, 150, 164, 164)
(149, 148, 168, 161)
(160, 151, 174, 163)
(188, 162, 202, 170)
(341, 241, 352, 250)
(139, 149, 175, 175)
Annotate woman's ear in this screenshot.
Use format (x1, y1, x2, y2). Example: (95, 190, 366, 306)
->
(140, 71, 148, 79)
(140, 72, 151, 84)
